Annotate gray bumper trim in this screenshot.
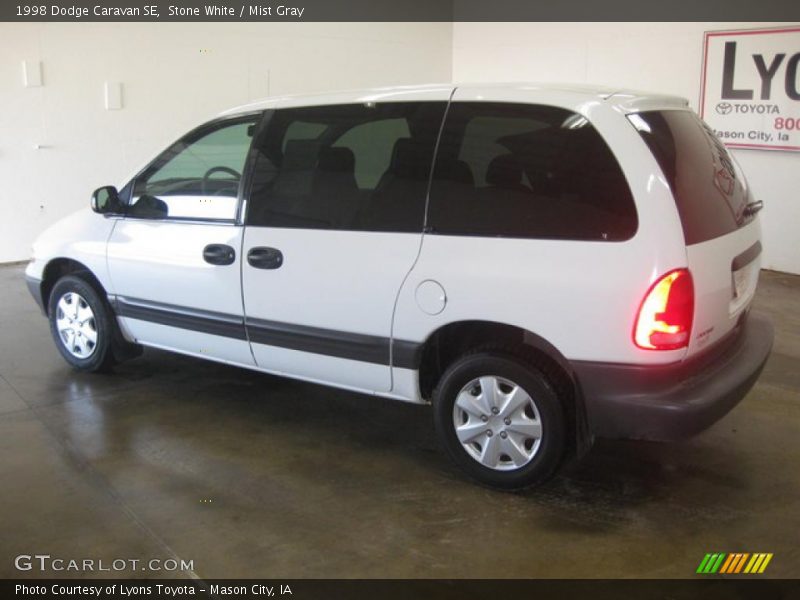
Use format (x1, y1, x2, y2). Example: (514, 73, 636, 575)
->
(573, 312, 774, 441)
(25, 275, 45, 314)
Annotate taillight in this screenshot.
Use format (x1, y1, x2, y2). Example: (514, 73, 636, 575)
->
(634, 268, 694, 350)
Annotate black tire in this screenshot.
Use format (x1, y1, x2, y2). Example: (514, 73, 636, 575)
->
(48, 275, 117, 372)
(433, 349, 566, 490)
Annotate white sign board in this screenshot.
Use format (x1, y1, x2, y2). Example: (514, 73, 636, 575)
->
(700, 26, 800, 152)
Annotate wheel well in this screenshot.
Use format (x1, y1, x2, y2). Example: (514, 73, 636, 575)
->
(41, 258, 142, 363)
(41, 258, 106, 313)
(417, 320, 587, 456)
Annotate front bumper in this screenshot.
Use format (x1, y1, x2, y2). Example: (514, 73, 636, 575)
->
(573, 312, 774, 441)
(25, 274, 45, 314)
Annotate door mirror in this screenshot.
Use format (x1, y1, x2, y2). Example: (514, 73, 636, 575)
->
(91, 186, 122, 214)
(128, 194, 169, 220)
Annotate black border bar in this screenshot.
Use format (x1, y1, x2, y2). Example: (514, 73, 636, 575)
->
(2, 579, 799, 600)
(2, 0, 799, 22)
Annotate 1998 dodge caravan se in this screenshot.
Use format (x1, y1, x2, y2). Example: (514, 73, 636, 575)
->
(25, 84, 774, 489)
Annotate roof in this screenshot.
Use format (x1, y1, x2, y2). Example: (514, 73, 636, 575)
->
(218, 82, 689, 117)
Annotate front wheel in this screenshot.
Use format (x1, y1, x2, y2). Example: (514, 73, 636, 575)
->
(433, 351, 566, 490)
(48, 275, 117, 372)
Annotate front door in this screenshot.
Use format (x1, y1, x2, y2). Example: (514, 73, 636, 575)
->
(241, 91, 450, 392)
(107, 114, 262, 366)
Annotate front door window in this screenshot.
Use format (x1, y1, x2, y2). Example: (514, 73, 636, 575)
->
(130, 117, 259, 221)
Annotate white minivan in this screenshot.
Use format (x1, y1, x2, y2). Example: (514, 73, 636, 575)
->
(25, 84, 773, 489)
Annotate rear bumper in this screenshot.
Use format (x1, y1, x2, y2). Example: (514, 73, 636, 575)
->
(573, 312, 773, 441)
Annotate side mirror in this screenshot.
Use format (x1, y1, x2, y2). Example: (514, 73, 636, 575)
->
(91, 186, 121, 214)
(128, 194, 169, 219)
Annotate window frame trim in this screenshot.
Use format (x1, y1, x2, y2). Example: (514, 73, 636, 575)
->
(242, 99, 454, 233)
(122, 110, 266, 225)
(425, 100, 639, 242)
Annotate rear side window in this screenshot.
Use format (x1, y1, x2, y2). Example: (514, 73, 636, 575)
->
(333, 118, 410, 188)
(246, 102, 446, 233)
(427, 102, 637, 241)
(628, 110, 753, 245)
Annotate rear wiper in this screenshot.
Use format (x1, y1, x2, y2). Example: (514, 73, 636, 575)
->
(743, 200, 764, 217)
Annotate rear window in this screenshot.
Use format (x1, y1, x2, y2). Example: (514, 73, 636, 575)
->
(628, 110, 753, 245)
(427, 102, 637, 241)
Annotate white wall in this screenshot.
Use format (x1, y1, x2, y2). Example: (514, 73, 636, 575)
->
(453, 22, 800, 274)
(4, 21, 798, 274)
(0, 22, 452, 262)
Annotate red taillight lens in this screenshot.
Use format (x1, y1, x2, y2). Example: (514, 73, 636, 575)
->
(634, 268, 694, 350)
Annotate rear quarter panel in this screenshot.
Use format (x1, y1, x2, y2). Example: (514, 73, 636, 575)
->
(393, 89, 690, 370)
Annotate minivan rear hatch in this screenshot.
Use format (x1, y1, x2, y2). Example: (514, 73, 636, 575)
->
(628, 109, 762, 358)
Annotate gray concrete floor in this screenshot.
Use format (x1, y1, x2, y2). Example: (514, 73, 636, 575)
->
(0, 264, 798, 579)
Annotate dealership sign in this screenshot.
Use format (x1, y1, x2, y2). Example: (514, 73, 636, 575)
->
(700, 26, 800, 151)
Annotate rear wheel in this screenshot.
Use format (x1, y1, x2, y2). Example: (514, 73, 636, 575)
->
(48, 275, 117, 372)
(433, 350, 566, 490)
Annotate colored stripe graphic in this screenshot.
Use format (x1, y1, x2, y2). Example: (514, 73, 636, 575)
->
(710, 553, 726, 573)
(698, 553, 727, 574)
(744, 554, 760, 573)
(759, 554, 773, 573)
(726, 553, 746, 573)
(730, 554, 743, 573)
(734, 553, 749, 573)
(697, 554, 713, 574)
(700, 553, 773, 574)
(719, 554, 735, 574)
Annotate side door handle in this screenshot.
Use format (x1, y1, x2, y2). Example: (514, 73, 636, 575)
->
(202, 244, 236, 266)
(247, 246, 283, 270)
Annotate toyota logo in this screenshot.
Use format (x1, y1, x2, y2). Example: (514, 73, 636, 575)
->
(716, 102, 733, 115)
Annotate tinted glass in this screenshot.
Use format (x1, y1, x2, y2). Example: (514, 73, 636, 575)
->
(131, 117, 258, 221)
(333, 118, 410, 188)
(428, 102, 637, 241)
(629, 110, 753, 245)
(246, 102, 446, 232)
